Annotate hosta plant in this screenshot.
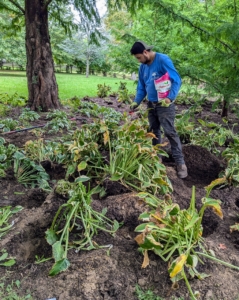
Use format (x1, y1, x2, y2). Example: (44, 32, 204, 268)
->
(205, 153, 239, 194)
(46, 110, 72, 133)
(100, 120, 172, 195)
(13, 151, 51, 191)
(0, 137, 18, 171)
(135, 187, 239, 300)
(46, 181, 119, 276)
(0, 118, 19, 132)
(0, 205, 23, 239)
(19, 108, 40, 123)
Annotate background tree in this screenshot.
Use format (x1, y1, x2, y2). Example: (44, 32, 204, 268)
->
(0, 0, 100, 111)
(106, 0, 239, 118)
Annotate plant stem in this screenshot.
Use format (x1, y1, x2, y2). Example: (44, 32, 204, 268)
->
(196, 251, 239, 271)
(182, 268, 197, 300)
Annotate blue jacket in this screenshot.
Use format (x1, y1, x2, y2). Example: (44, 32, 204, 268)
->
(134, 52, 181, 104)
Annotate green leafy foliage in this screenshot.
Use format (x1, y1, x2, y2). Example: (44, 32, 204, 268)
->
(19, 108, 40, 123)
(135, 285, 164, 300)
(46, 110, 72, 133)
(0, 137, 18, 172)
(117, 81, 131, 104)
(97, 83, 111, 98)
(0, 279, 32, 300)
(0, 93, 26, 107)
(0, 118, 19, 132)
(0, 205, 23, 239)
(79, 101, 122, 124)
(46, 182, 119, 276)
(13, 151, 51, 191)
(134, 187, 226, 300)
(101, 119, 172, 195)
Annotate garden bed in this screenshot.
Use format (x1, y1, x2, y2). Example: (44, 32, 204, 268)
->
(0, 96, 239, 300)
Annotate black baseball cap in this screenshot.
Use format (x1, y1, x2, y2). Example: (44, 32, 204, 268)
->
(130, 40, 154, 54)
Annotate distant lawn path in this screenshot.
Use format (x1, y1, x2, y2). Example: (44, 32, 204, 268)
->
(0, 71, 136, 100)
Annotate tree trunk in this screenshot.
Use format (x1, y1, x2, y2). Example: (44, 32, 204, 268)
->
(86, 54, 90, 78)
(25, 0, 60, 111)
(221, 96, 229, 118)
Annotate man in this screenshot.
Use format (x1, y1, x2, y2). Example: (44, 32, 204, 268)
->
(130, 40, 188, 179)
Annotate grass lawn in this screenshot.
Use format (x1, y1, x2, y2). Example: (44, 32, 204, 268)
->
(0, 71, 137, 100)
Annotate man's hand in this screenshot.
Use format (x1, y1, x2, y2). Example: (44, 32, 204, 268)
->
(161, 98, 172, 107)
(130, 102, 139, 111)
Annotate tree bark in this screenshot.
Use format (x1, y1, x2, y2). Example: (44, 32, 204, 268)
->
(86, 53, 90, 78)
(25, 0, 60, 111)
(221, 96, 229, 118)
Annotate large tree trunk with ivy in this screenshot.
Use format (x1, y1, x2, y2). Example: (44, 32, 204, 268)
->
(25, 0, 60, 111)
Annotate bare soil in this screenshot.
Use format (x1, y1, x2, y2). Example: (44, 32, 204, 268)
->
(0, 97, 239, 300)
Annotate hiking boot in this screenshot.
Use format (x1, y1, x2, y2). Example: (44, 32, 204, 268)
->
(176, 164, 188, 179)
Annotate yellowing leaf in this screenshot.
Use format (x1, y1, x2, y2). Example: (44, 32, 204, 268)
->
(170, 254, 187, 278)
(230, 223, 239, 233)
(145, 132, 157, 139)
(77, 161, 87, 172)
(103, 130, 109, 145)
(205, 177, 227, 196)
(212, 205, 223, 219)
(142, 250, 149, 268)
(135, 233, 145, 245)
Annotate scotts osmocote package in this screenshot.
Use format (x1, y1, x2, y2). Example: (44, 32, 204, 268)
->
(154, 72, 171, 101)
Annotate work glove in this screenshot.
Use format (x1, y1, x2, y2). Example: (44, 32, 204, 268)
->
(161, 98, 172, 107)
(130, 102, 139, 111)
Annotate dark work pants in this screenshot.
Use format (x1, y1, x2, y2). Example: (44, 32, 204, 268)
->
(147, 102, 185, 165)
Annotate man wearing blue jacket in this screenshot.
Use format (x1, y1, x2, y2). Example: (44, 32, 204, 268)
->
(130, 40, 187, 178)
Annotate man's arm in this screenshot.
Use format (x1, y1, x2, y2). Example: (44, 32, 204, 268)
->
(161, 56, 181, 102)
(134, 66, 147, 105)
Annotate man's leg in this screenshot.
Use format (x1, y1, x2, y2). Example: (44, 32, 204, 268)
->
(155, 103, 188, 178)
(147, 104, 161, 146)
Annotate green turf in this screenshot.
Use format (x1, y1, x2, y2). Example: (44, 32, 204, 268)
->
(0, 71, 137, 100)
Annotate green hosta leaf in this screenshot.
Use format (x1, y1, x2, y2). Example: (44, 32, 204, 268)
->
(49, 258, 70, 276)
(232, 174, 239, 183)
(77, 161, 87, 172)
(184, 214, 201, 231)
(138, 212, 151, 221)
(0, 137, 5, 145)
(75, 175, 90, 182)
(0, 259, 16, 267)
(66, 164, 76, 177)
(10, 205, 23, 214)
(143, 196, 161, 208)
(0, 154, 7, 162)
(113, 220, 119, 232)
(110, 173, 122, 181)
(52, 241, 64, 262)
(13, 151, 25, 160)
(135, 223, 149, 232)
(169, 204, 180, 216)
(134, 222, 159, 232)
(218, 136, 226, 146)
(46, 229, 59, 246)
(186, 254, 198, 268)
(0, 252, 9, 261)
